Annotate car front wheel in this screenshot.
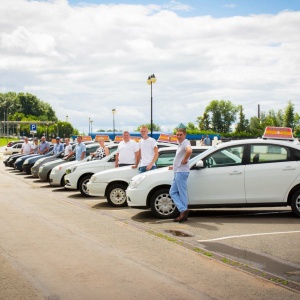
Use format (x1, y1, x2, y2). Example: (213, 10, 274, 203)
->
(150, 188, 179, 219)
(79, 175, 93, 197)
(106, 184, 128, 207)
(291, 190, 300, 217)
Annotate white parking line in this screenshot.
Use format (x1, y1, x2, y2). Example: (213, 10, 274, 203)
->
(197, 231, 300, 242)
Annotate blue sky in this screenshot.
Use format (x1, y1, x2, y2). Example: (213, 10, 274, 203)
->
(1, 0, 300, 133)
(68, 0, 300, 18)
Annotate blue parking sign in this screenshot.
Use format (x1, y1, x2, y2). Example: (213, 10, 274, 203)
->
(30, 124, 37, 131)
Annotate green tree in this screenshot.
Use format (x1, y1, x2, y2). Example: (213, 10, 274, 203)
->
(283, 101, 295, 128)
(204, 100, 238, 133)
(249, 116, 263, 137)
(196, 111, 210, 131)
(235, 105, 249, 133)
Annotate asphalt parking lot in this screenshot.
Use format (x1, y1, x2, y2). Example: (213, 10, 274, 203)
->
(1, 149, 300, 298)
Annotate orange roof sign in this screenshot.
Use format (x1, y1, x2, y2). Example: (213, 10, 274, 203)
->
(157, 133, 178, 144)
(81, 136, 92, 141)
(262, 127, 294, 140)
(113, 135, 141, 143)
(95, 135, 110, 142)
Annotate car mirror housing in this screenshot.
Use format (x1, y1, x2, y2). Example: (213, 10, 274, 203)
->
(195, 160, 204, 168)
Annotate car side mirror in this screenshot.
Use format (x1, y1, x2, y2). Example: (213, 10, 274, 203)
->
(195, 160, 204, 168)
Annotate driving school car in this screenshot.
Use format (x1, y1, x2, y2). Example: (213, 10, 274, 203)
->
(126, 139, 300, 219)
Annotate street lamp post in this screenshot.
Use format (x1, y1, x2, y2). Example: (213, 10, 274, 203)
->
(66, 115, 68, 122)
(147, 74, 157, 137)
(90, 120, 93, 135)
(112, 109, 116, 140)
(88, 117, 91, 136)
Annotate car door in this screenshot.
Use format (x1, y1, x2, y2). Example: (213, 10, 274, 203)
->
(188, 145, 246, 205)
(245, 143, 300, 203)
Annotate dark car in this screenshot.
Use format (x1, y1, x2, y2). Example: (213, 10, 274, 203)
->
(20, 146, 54, 174)
(5, 153, 34, 168)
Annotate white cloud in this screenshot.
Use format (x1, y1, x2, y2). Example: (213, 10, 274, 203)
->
(0, 0, 300, 134)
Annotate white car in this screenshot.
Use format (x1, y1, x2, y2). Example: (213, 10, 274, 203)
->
(126, 139, 300, 219)
(87, 146, 210, 206)
(64, 142, 178, 196)
(3, 143, 24, 155)
(50, 144, 118, 187)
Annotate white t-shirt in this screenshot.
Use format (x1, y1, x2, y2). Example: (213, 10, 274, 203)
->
(22, 142, 32, 155)
(117, 140, 139, 164)
(139, 137, 157, 167)
(64, 144, 73, 156)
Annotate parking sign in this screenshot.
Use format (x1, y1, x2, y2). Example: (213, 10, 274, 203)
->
(30, 123, 37, 134)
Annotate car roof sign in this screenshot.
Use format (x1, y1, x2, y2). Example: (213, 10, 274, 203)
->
(262, 126, 294, 140)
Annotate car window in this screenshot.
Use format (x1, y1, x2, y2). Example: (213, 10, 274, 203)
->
(156, 152, 175, 167)
(250, 144, 291, 163)
(203, 146, 244, 168)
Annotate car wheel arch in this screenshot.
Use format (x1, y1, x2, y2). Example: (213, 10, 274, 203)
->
(77, 173, 94, 190)
(105, 180, 129, 197)
(287, 184, 300, 206)
(146, 184, 172, 208)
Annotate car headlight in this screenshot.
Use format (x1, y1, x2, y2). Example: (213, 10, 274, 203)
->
(66, 166, 77, 174)
(129, 174, 146, 189)
(23, 159, 29, 164)
(16, 158, 22, 163)
(39, 166, 44, 172)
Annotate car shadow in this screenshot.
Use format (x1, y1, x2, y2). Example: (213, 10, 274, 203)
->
(130, 209, 299, 225)
(90, 201, 128, 211)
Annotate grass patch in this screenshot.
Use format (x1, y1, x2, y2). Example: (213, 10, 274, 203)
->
(0, 137, 18, 147)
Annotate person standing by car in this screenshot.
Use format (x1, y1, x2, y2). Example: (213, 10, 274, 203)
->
(65, 136, 86, 161)
(53, 137, 64, 155)
(21, 137, 32, 155)
(63, 138, 73, 158)
(115, 131, 139, 167)
(30, 137, 39, 154)
(133, 126, 158, 173)
(38, 136, 50, 155)
(91, 137, 109, 160)
(169, 128, 192, 223)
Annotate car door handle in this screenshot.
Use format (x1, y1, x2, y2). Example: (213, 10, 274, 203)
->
(283, 167, 296, 171)
(229, 171, 242, 175)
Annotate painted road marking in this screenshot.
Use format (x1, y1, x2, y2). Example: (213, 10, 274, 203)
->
(197, 230, 300, 242)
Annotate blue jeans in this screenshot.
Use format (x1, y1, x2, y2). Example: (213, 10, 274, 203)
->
(138, 166, 156, 173)
(169, 172, 189, 212)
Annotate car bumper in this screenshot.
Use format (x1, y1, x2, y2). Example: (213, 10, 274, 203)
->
(49, 173, 63, 186)
(31, 167, 39, 177)
(126, 187, 149, 208)
(38, 171, 48, 181)
(86, 182, 107, 197)
(64, 176, 78, 190)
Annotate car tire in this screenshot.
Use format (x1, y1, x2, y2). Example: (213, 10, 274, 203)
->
(150, 188, 179, 219)
(79, 175, 93, 197)
(291, 190, 300, 217)
(60, 174, 66, 187)
(106, 184, 128, 207)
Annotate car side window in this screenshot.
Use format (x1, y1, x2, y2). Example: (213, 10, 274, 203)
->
(204, 146, 243, 168)
(250, 144, 290, 163)
(156, 152, 175, 168)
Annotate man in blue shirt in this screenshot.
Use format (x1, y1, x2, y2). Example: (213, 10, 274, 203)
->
(65, 136, 86, 161)
(38, 136, 50, 155)
(53, 137, 64, 155)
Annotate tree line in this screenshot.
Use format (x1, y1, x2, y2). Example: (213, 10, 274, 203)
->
(0, 92, 77, 138)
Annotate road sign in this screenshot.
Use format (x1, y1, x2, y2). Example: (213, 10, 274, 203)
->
(30, 123, 37, 134)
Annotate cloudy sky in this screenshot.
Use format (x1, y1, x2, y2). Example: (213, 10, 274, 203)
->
(1, 0, 300, 134)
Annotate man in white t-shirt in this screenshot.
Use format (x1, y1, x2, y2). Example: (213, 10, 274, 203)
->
(63, 138, 73, 158)
(115, 131, 139, 167)
(21, 137, 32, 155)
(132, 126, 158, 173)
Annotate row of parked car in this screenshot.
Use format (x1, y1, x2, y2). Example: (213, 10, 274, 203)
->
(3, 138, 300, 219)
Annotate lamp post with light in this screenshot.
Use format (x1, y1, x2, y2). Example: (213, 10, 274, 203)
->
(147, 74, 156, 137)
(112, 109, 116, 140)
